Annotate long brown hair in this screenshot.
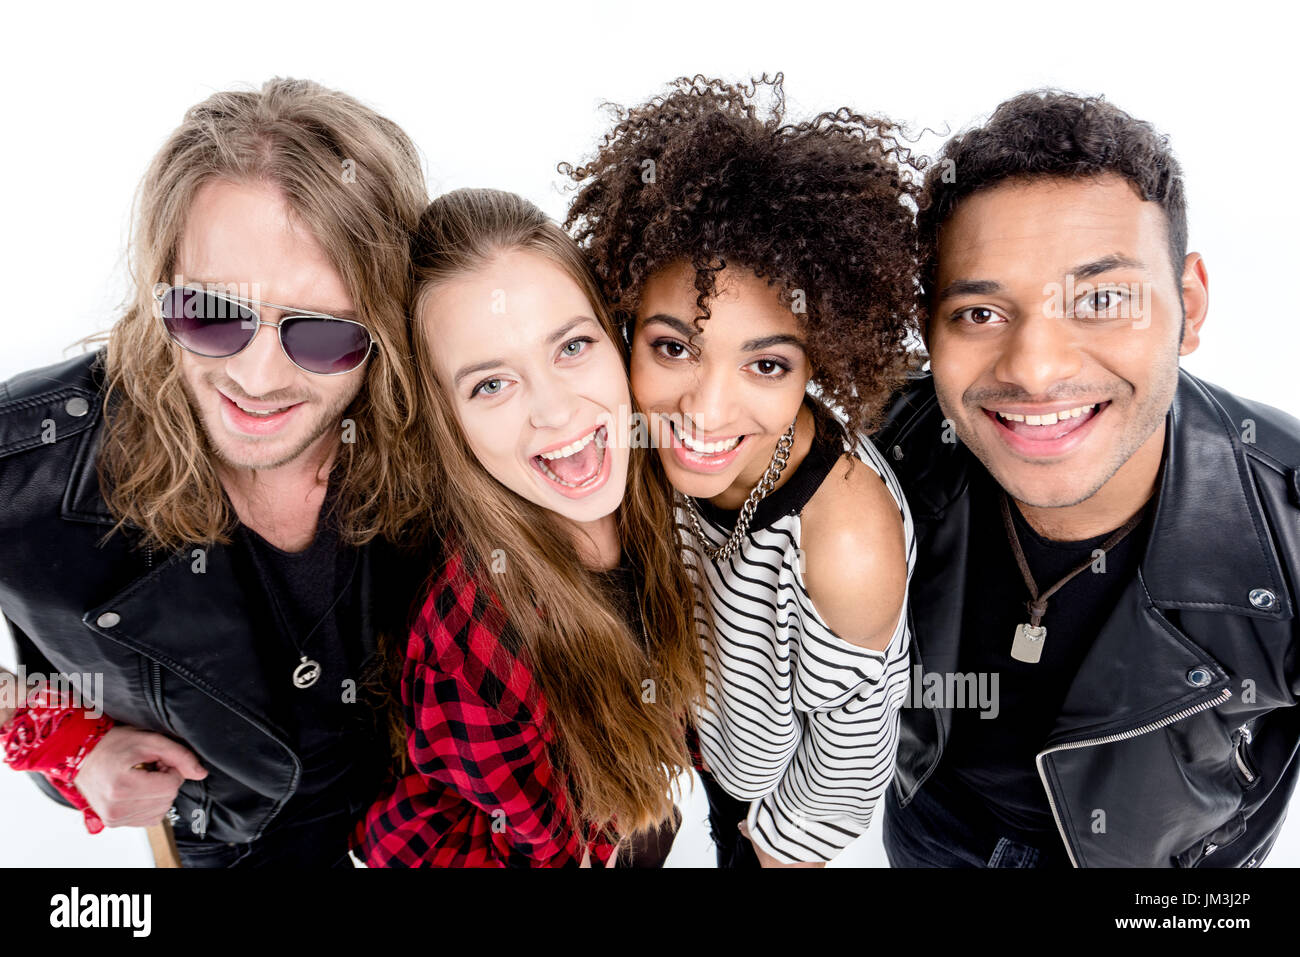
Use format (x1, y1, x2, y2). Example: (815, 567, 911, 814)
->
(94, 77, 429, 550)
(403, 188, 705, 837)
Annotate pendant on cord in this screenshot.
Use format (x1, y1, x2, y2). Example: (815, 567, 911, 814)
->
(1010, 623, 1046, 664)
(293, 656, 322, 689)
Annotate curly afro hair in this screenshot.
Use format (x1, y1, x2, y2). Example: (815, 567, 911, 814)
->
(560, 73, 926, 436)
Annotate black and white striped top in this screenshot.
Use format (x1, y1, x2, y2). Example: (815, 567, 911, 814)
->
(681, 398, 916, 862)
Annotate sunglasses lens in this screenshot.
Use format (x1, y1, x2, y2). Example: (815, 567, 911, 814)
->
(159, 287, 257, 357)
(281, 317, 371, 374)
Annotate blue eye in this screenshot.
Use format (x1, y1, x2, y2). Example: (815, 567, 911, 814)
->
(561, 336, 594, 357)
(471, 378, 503, 398)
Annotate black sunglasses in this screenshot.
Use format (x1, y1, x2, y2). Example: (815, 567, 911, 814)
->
(154, 284, 374, 376)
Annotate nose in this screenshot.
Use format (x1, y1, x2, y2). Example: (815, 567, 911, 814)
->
(992, 311, 1084, 397)
(528, 367, 581, 433)
(678, 363, 739, 435)
(224, 310, 301, 396)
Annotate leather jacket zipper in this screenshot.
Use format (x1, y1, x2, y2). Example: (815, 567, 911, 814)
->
(1232, 724, 1259, 788)
(1035, 687, 1233, 867)
(151, 660, 168, 731)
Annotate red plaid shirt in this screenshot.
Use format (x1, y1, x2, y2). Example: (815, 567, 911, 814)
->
(353, 546, 617, 867)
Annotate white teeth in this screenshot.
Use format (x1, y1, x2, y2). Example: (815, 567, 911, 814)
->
(996, 404, 1097, 425)
(539, 427, 599, 460)
(238, 405, 287, 417)
(534, 426, 606, 488)
(670, 420, 742, 454)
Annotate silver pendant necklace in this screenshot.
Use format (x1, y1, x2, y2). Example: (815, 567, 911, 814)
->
(292, 656, 322, 689)
(1000, 491, 1149, 664)
(243, 526, 360, 690)
(683, 418, 797, 563)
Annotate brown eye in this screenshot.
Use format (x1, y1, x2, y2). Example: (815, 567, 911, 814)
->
(1076, 288, 1129, 318)
(653, 338, 689, 359)
(744, 357, 792, 379)
(954, 306, 1005, 326)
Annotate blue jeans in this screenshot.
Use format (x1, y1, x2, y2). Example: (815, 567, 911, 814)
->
(883, 773, 1067, 868)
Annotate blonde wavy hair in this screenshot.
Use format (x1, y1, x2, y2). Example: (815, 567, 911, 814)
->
(94, 77, 428, 550)
(394, 188, 707, 839)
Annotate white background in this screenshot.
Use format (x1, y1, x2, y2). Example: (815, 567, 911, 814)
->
(1, 0, 1296, 867)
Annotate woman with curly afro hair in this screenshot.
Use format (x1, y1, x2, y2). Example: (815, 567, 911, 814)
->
(562, 74, 924, 868)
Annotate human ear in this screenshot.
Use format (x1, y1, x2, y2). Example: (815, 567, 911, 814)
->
(1178, 252, 1209, 357)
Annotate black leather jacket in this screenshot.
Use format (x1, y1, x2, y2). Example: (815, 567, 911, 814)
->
(871, 369, 1300, 867)
(0, 350, 424, 846)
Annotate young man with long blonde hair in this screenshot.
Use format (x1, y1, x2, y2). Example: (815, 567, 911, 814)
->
(0, 78, 431, 867)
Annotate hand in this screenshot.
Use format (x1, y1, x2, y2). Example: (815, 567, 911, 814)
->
(738, 820, 827, 868)
(73, 726, 208, 828)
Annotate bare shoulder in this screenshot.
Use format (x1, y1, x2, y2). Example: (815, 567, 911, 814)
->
(798, 453, 908, 652)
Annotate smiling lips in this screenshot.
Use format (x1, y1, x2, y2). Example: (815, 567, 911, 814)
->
(983, 400, 1110, 456)
(531, 424, 609, 492)
(219, 392, 303, 436)
(665, 417, 748, 473)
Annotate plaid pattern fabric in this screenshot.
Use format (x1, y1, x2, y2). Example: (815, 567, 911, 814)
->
(353, 546, 615, 867)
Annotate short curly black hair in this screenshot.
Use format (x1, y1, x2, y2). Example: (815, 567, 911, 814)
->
(919, 89, 1187, 301)
(560, 74, 925, 436)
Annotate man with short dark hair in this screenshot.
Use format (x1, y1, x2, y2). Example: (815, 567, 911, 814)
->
(876, 91, 1300, 867)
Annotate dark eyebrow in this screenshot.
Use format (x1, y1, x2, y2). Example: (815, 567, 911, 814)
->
(452, 316, 598, 386)
(642, 313, 698, 338)
(935, 279, 1004, 302)
(741, 334, 806, 353)
(643, 314, 805, 354)
(934, 255, 1148, 303)
(1070, 254, 1147, 280)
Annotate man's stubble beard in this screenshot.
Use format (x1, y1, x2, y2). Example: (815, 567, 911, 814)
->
(180, 372, 361, 474)
(934, 359, 1179, 512)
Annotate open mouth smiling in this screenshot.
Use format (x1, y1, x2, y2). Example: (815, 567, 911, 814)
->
(530, 423, 609, 491)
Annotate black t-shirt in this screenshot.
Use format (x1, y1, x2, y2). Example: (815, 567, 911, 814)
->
(591, 558, 646, 648)
(235, 487, 388, 830)
(930, 465, 1153, 852)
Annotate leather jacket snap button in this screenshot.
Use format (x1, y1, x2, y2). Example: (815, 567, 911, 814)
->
(64, 396, 89, 417)
(96, 611, 121, 628)
(1249, 588, 1278, 611)
(1186, 668, 1212, 687)
(891, 445, 904, 461)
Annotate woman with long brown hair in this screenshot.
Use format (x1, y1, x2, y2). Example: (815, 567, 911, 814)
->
(353, 188, 705, 866)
